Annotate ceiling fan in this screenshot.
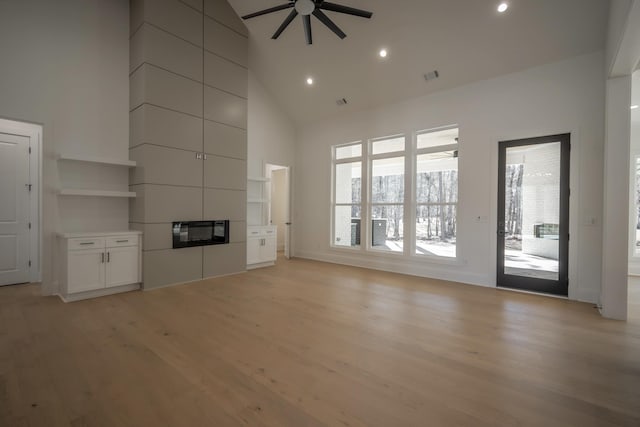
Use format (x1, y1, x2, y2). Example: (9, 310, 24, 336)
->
(241, 0, 373, 45)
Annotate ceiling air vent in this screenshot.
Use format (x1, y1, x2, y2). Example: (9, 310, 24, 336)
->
(336, 98, 348, 106)
(424, 70, 440, 82)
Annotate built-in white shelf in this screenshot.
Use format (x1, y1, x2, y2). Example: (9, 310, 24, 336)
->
(58, 153, 137, 167)
(58, 189, 137, 198)
(248, 176, 270, 182)
(247, 198, 270, 203)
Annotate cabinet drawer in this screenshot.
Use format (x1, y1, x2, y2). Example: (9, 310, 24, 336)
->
(68, 238, 106, 251)
(106, 235, 139, 248)
(247, 226, 277, 238)
(248, 229, 262, 238)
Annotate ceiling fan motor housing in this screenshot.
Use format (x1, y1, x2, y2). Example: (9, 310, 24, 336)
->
(295, 0, 316, 15)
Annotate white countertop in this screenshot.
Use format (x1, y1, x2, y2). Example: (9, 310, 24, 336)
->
(57, 230, 143, 239)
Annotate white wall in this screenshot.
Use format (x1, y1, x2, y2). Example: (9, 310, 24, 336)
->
(247, 71, 296, 247)
(294, 51, 605, 303)
(607, 0, 633, 75)
(0, 0, 130, 294)
(247, 71, 296, 176)
(602, 76, 632, 319)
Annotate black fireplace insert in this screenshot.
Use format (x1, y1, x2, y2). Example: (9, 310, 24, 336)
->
(172, 220, 229, 248)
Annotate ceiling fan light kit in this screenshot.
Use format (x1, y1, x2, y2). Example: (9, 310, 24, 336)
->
(242, 0, 373, 45)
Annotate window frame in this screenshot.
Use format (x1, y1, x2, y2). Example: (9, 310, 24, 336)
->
(411, 126, 460, 260)
(329, 125, 461, 263)
(331, 142, 364, 250)
(367, 135, 408, 255)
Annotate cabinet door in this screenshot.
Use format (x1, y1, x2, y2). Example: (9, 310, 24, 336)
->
(67, 249, 105, 293)
(105, 246, 139, 288)
(247, 238, 261, 265)
(261, 236, 277, 262)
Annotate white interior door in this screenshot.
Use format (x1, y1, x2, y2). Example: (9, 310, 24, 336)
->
(0, 132, 31, 286)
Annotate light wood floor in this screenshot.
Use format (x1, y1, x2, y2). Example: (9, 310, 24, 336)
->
(1, 258, 639, 426)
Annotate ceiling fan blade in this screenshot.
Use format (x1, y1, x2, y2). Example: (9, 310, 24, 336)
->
(312, 9, 346, 39)
(242, 3, 293, 20)
(318, 2, 373, 19)
(272, 9, 299, 39)
(303, 14, 313, 45)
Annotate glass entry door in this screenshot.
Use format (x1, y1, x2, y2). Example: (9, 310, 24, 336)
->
(497, 134, 570, 296)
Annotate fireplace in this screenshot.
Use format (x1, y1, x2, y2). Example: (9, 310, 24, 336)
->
(172, 220, 229, 249)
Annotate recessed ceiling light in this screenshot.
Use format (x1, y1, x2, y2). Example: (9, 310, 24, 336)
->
(306, 77, 314, 85)
(498, 2, 508, 13)
(379, 49, 388, 58)
(632, 105, 639, 110)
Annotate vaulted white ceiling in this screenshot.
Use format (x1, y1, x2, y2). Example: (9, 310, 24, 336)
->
(227, 0, 610, 126)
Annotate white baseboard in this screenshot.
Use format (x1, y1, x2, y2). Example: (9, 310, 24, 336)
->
(247, 261, 275, 270)
(59, 283, 140, 302)
(295, 250, 493, 288)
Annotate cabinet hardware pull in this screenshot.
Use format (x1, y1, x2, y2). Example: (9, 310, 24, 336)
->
(80, 242, 94, 245)
(116, 240, 128, 243)
(101, 253, 105, 263)
(107, 252, 110, 262)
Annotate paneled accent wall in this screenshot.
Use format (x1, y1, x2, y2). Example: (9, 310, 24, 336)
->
(129, 0, 248, 289)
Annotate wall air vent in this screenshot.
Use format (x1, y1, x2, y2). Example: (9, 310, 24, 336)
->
(424, 70, 440, 81)
(336, 98, 348, 106)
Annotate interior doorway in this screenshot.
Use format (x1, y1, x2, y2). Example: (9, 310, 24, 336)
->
(266, 164, 291, 259)
(0, 118, 41, 286)
(497, 134, 570, 296)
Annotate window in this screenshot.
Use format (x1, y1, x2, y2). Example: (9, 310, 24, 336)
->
(415, 128, 458, 258)
(370, 137, 405, 252)
(331, 127, 459, 260)
(332, 143, 362, 247)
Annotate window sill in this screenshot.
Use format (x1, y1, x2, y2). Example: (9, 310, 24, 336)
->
(411, 253, 465, 266)
(329, 246, 466, 266)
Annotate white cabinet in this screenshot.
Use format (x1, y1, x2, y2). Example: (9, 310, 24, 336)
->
(57, 231, 142, 302)
(67, 247, 105, 293)
(247, 225, 277, 269)
(106, 246, 139, 287)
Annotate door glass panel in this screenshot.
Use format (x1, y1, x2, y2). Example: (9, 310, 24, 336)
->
(503, 142, 560, 280)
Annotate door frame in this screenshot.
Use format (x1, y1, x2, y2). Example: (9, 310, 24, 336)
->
(496, 133, 570, 296)
(0, 118, 42, 284)
(265, 163, 292, 259)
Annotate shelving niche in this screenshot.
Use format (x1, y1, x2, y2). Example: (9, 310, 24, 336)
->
(57, 154, 137, 198)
